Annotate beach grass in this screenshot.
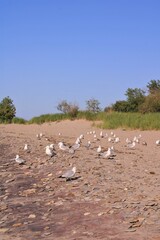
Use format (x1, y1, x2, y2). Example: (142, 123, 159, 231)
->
(6, 111, 160, 130)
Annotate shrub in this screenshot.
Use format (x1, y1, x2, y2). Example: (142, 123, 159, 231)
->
(57, 100, 79, 118)
(139, 93, 160, 113)
(12, 117, 26, 124)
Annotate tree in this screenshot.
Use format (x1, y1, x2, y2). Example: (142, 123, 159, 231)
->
(86, 98, 101, 113)
(125, 88, 145, 112)
(57, 100, 79, 118)
(112, 100, 129, 112)
(0, 96, 16, 122)
(147, 80, 160, 94)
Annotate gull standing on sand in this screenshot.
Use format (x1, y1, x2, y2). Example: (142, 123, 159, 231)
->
(45, 145, 55, 157)
(156, 140, 160, 145)
(97, 145, 102, 153)
(71, 143, 80, 151)
(15, 155, 25, 164)
(127, 141, 136, 149)
(75, 138, 81, 144)
(58, 142, 69, 151)
(24, 144, 28, 151)
(85, 141, 91, 149)
(100, 131, 104, 138)
(60, 166, 77, 181)
(115, 137, 120, 143)
(49, 144, 55, 149)
(100, 148, 112, 159)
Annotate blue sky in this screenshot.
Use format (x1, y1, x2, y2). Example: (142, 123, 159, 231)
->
(1, 0, 160, 119)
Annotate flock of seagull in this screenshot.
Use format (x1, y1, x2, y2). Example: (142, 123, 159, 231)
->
(13, 129, 160, 181)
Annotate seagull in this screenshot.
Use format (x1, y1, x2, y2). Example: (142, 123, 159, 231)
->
(58, 142, 69, 151)
(115, 137, 120, 143)
(45, 145, 55, 157)
(75, 138, 81, 144)
(39, 133, 43, 138)
(71, 143, 80, 151)
(126, 138, 132, 144)
(93, 134, 97, 141)
(49, 144, 55, 150)
(133, 136, 139, 143)
(142, 141, 147, 146)
(97, 145, 102, 153)
(24, 144, 28, 151)
(127, 141, 136, 149)
(108, 137, 114, 142)
(60, 167, 77, 181)
(36, 134, 41, 140)
(100, 131, 104, 138)
(100, 148, 113, 159)
(85, 141, 91, 149)
(15, 155, 25, 164)
(79, 134, 84, 140)
(156, 140, 160, 145)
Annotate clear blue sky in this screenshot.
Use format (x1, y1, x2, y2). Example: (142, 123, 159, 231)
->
(1, 0, 160, 119)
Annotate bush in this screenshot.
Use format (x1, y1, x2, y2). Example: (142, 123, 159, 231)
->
(12, 117, 27, 124)
(139, 93, 160, 113)
(57, 100, 79, 118)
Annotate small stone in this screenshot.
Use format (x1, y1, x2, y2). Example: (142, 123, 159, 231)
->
(28, 214, 36, 219)
(5, 178, 15, 183)
(98, 212, 105, 216)
(13, 223, 23, 227)
(84, 212, 90, 216)
(44, 226, 50, 230)
(47, 173, 53, 177)
(0, 228, 9, 232)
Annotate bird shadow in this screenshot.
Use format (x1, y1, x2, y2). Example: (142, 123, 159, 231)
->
(58, 176, 81, 181)
(66, 176, 81, 181)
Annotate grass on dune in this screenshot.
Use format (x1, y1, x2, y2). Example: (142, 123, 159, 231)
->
(98, 112, 160, 130)
(4, 111, 160, 130)
(28, 113, 70, 124)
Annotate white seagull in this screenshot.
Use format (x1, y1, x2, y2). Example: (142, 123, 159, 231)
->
(97, 145, 102, 153)
(60, 166, 77, 180)
(45, 145, 55, 157)
(24, 144, 28, 151)
(15, 155, 25, 164)
(58, 142, 69, 151)
(156, 140, 160, 145)
(101, 147, 113, 159)
(127, 141, 136, 149)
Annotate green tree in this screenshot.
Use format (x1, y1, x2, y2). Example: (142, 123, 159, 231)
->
(0, 96, 16, 123)
(86, 98, 101, 113)
(147, 80, 160, 94)
(112, 100, 129, 112)
(125, 88, 145, 112)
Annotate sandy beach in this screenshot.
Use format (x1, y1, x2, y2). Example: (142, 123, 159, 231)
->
(0, 120, 159, 240)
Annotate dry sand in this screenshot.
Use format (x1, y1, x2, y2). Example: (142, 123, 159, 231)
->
(0, 120, 160, 240)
